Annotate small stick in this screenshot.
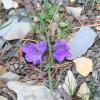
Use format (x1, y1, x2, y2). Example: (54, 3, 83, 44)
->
(74, 23, 100, 29)
(21, 39, 36, 42)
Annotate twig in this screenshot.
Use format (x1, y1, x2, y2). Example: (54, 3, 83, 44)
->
(21, 39, 36, 42)
(74, 23, 100, 29)
(28, 64, 45, 74)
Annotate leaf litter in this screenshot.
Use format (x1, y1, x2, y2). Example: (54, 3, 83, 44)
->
(0, 0, 100, 100)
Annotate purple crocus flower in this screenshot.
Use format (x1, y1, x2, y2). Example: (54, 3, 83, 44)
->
(22, 41, 47, 65)
(53, 40, 71, 63)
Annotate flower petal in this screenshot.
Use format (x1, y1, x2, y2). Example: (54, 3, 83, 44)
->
(36, 41, 47, 55)
(25, 54, 33, 62)
(53, 40, 70, 51)
(25, 53, 41, 65)
(53, 50, 66, 63)
(32, 54, 41, 65)
(22, 43, 36, 53)
(32, 56, 41, 65)
(65, 51, 72, 58)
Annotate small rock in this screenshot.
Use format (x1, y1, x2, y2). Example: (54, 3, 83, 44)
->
(78, 0, 85, 4)
(94, 54, 100, 58)
(86, 76, 91, 82)
(67, 27, 97, 60)
(86, 50, 93, 57)
(2, 0, 18, 9)
(95, 63, 100, 69)
(7, 81, 54, 100)
(0, 96, 8, 100)
(0, 72, 20, 81)
(90, 52, 96, 57)
(0, 17, 31, 40)
(49, 0, 69, 6)
(66, 7, 82, 18)
(94, 96, 100, 100)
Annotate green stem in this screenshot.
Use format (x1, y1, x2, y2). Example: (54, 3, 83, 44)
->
(44, 25, 53, 92)
(40, 16, 53, 91)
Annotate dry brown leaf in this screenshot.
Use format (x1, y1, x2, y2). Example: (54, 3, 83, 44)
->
(0, 65, 7, 75)
(77, 82, 90, 100)
(0, 80, 6, 87)
(73, 57, 93, 77)
(70, 0, 76, 4)
(48, 22, 58, 36)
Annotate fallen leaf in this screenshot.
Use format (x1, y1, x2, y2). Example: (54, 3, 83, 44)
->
(0, 80, 6, 87)
(2, 0, 18, 9)
(73, 57, 93, 77)
(63, 70, 77, 96)
(48, 22, 58, 36)
(77, 82, 90, 100)
(0, 65, 7, 75)
(67, 27, 97, 60)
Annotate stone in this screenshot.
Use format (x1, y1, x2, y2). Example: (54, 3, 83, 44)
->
(0, 72, 20, 81)
(95, 63, 100, 69)
(94, 96, 100, 100)
(49, 0, 69, 6)
(67, 27, 97, 60)
(94, 54, 100, 58)
(66, 7, 82, 18)
(0, 17, 31, 40)
(7, 81, 54, 100)
(78, 0, 85, 4)
(0, 96, 8, 100)
(2, 0, 18, 9)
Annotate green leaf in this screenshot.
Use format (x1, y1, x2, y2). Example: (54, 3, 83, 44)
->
(59, 22, 67, 27)
(96, 0, 100, 4)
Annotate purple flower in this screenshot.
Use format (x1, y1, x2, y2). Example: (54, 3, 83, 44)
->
(53, 40, 71, 63)
(22, 41, 47, 65)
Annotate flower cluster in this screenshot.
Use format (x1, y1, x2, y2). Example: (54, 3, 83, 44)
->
(22, 40, 71, 65)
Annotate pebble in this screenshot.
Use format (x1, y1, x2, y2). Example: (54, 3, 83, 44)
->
(49, 0, 69, 6)
(67, 27, 97, 60)
(7, 81, 54, 100)
(78, 0, 85, 4)
(0, 72, 20, 81)
(0, 96, 8, 100)
(94, 97, 100, 100)
(95, 63, 100, 69)
(90, 52, 96, 57)
(94, 54, 100, 58)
